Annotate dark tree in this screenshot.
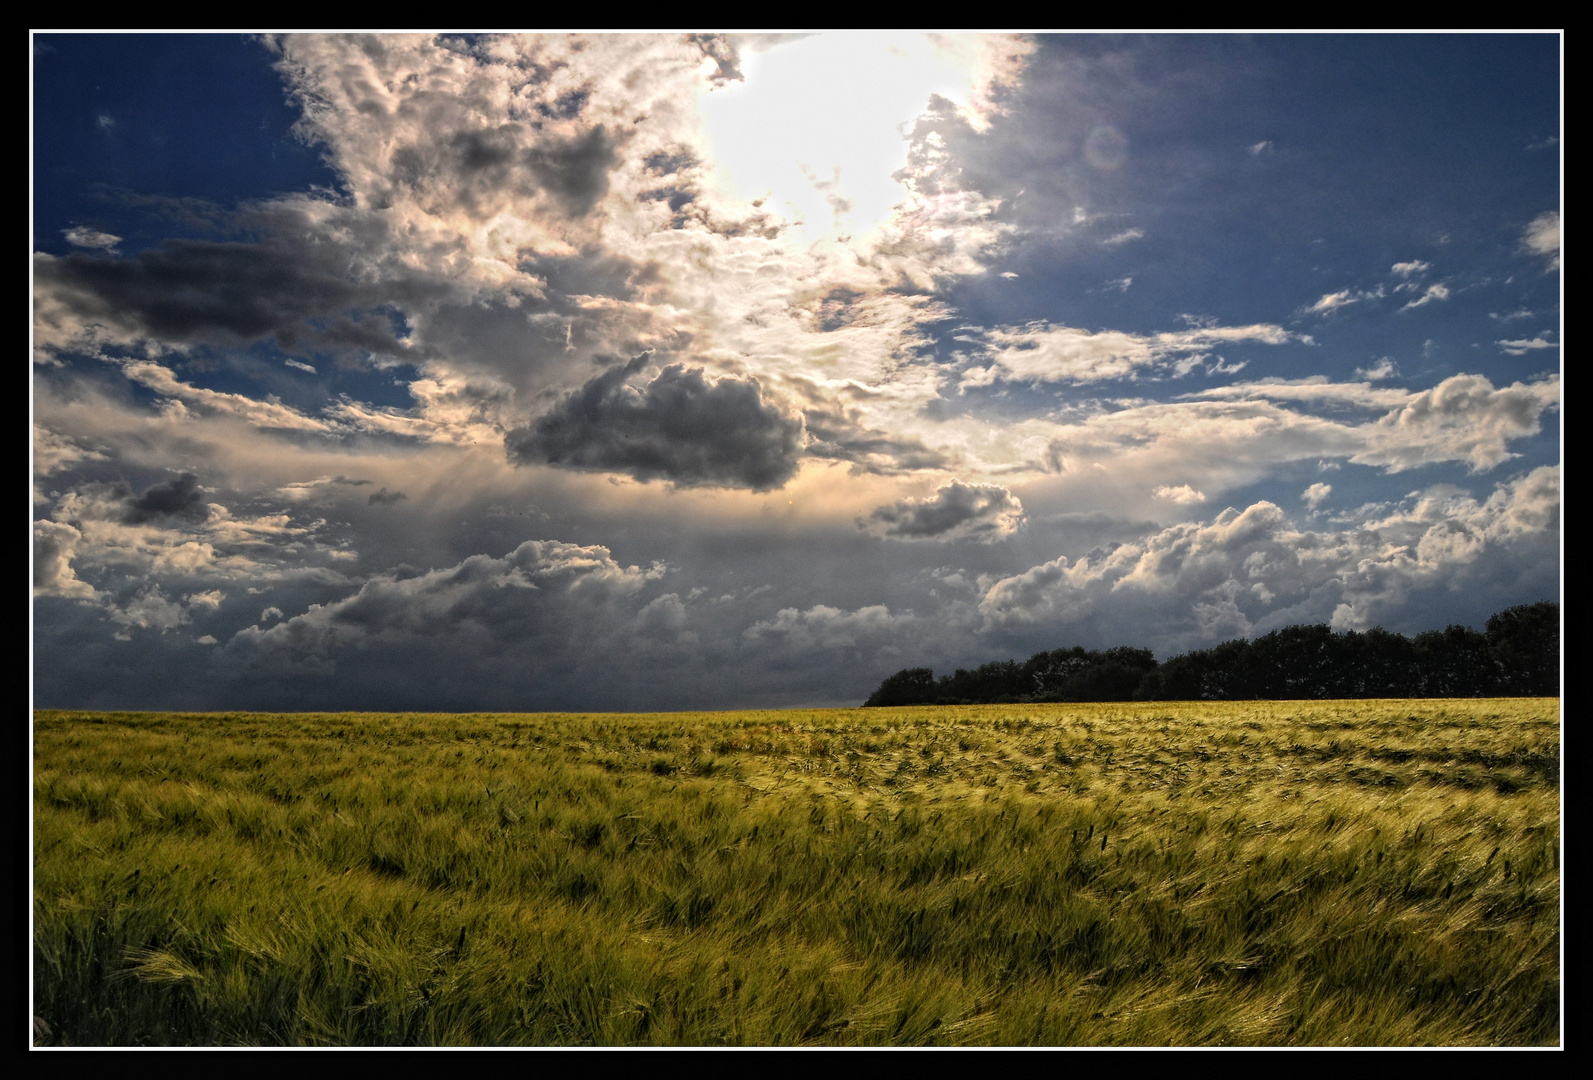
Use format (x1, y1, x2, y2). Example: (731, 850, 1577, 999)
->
(1486, 601, 1560, 695)
(860, 602, 1559, 705)
(862, 667, 936, 707)
(1413, 625, 1499, 697)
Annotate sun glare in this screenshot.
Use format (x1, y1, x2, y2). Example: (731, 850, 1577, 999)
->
(700, 34, 980, 240)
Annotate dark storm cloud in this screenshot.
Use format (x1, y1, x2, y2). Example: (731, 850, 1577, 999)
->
(367, 487, 407, 505)
(505, 354, 806, 490)
(419, 123, 616, 219)
(125, 472, 208, 524)
(863, 480, 1025, 542)
(525, 125, 617, 217)
(34, 233, 438, 361)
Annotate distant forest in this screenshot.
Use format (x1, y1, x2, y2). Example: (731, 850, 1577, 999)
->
(863, 601, 1559, 706)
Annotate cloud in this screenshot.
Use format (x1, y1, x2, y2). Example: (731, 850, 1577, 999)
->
(795, 383, 953, 474)
(276, 476, 373, 501)
(228, 539, 661, 665)
(124, 472, 210, 525)
(1192, 373, 1558, 475)
(1305, 286, 1383, 315)
(33, 227, 442, 362)
(1153, 484, 1206, 505)
(1301, 482, 1331, 509)
(62, 227, 121, 251)
(34, 520, 96, 598)
(961, 321, 1298, 386)
(285, 359, 317, 373)
(1355, 358, 1400, 381)
(1353, 374, 1559, 473)
(1523, 211, 1560, 271)
(34, 425, 107, 475)
(505, 354, 806, 490)
(744, 604, 916, 650)
(108, 587, 190, 635)
(979, 466, 1558, 641)
(1390, 260, 1430, 276)
(123, 362, 334, 432)
(1399, 283, 1449, 311)
(636, 592, 689, 636)
(367, 487, 408, 505)
(1102, 228, 1143, 246)
(42, 475, 351, 595)
(1497, 336, 1557, 356)
(1247, 140, 1273, 155)
(862, 480, 1025, 542)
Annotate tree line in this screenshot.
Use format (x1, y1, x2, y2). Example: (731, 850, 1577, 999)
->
(863, 601, 1559, 706)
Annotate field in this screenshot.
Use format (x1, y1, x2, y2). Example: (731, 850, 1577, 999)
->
(32, 700, 1560, 1046)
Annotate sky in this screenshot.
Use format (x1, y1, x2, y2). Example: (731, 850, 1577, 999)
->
(31, 33, 1561, 712)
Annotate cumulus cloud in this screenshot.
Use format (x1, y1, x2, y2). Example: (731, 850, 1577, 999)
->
(862, 480, 1024, 542)
(228, 539, 661, 665)
(1301, 482, 1331, 509)
(979, 466, 1558, 641)
(1354, 374, 1559, 473)
(1523, 210, 1560, 271)
(109, 588, 191, 635)
(1391, 260, 1431, 276)
(744, 604, 916, 651)
(636, 592, 690, 636)
(1154, 484, 1206, 505)
(1355, 358, 1400, 381)
(505, 354, 806, 490)
(34, 520, 96, 598)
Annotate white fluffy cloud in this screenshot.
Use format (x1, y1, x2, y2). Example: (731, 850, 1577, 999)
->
(34, 520, 96, 598)
(1523, 210, 1560, 271)
(1154, 484, 1206, 505)
(979, 465, 1558, 642)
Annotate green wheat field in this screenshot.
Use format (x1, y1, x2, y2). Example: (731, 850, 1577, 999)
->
(32, 700, 1560, 1046)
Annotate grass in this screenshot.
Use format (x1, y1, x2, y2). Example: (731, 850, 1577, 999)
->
(32, 700, 1560, 1046)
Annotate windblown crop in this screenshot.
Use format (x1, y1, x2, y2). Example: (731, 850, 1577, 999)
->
(33, 700, 1559, 1046)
